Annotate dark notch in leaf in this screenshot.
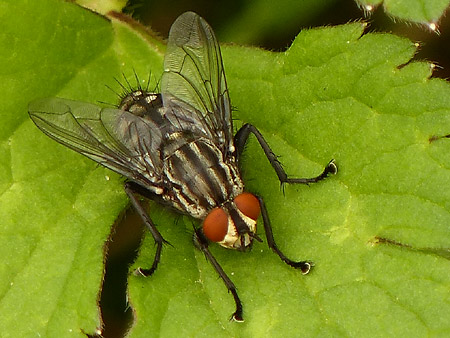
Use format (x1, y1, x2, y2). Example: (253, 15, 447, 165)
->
(429, 133, 450, 143)
(373, 236, 450, 260)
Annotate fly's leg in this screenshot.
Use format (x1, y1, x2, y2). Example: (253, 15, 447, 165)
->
(124, 182, 167, 277)
(257, 195, 313, 273)
(234, 123, 337, 183)
(234, 123, 337, 272)
(193, 228, 244, 322)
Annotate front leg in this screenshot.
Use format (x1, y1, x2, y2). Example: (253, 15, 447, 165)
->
(257, 195, 313, 274)
(193, 228, 244, 322)
(234, 123, 337, 184)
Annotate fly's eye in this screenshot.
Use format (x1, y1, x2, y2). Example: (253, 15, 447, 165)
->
(203, 207, 228, 242)
(234, 193, 260, 220)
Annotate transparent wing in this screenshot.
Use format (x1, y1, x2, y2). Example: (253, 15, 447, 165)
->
(161, 11, 233, 151)
(28, 98, 164, 191)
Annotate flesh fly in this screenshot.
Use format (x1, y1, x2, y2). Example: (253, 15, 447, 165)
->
(28, 11, 337, 321)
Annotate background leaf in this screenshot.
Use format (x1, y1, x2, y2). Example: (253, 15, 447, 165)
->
(122, 0, 450, 45)
(356, 0, 450, 29)
(76, 0, 128, 14)
(1, 0, 450, 337)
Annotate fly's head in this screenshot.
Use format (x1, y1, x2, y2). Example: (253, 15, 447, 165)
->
(202, 193, 261, 250)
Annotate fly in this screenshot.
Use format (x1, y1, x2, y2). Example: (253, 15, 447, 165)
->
(28, 11, 337, 321)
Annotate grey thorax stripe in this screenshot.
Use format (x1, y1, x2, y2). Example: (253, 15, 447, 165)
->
(165, 138, 237, 214)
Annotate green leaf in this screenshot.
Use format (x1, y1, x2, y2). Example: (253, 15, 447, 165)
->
(356, 0, 449, 29)
(0, 0, 162, 336)
(75, 0, 127, 15)
(1, 1, 450, 337)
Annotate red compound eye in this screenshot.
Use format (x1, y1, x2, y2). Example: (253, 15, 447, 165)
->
(234, 193, 260, 220)
(203, 207, 228, 242)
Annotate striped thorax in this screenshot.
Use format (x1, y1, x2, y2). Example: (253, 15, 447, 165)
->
(161, 131, 259, 250)
(117, 90, 261, 250)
